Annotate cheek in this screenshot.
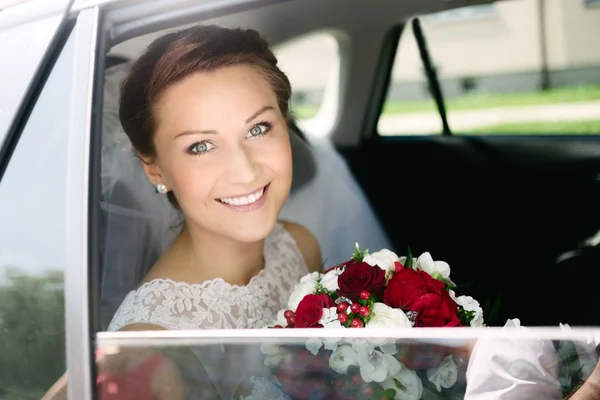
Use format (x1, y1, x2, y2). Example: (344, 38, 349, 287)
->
(263, 135, 293, 178)
(163, 157, 217, 203)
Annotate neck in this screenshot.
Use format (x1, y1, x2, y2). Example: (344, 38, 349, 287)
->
(175, 222, 266, 286)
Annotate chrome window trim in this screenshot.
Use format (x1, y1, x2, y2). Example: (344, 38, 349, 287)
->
(96, 327, 600, 348)
(64, 6, 99, 400)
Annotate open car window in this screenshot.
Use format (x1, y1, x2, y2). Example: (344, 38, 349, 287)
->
(378, 2, 600, 136)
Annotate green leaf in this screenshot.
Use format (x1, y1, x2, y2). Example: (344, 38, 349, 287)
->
(443, 278, 457, 289)
(405, 246, 413, 269)
(351, 242, 369, 262)
(458, 308, 476, 325)
(393, 378, 406, 390)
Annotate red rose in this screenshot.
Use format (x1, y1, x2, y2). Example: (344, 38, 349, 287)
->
(383, 268, 445, 309)
(294, 294, 335, 328)
(336, 262, 386, 302)
(398, 343, 446, 369)
(412, 292, 461, 327)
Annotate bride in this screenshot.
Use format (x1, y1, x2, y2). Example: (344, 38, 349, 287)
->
(43, 24, 322, 400)
(107, 24, 322, 333)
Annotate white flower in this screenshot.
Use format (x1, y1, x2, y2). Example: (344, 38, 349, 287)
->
(363, 249, 400, 272)
(357, 346, 402, 383)
(323, 336, 342, 352)
(449, 290, 484, 327)
(414, 252, 451, 280)
(300, 271, 322, 283)
(320, 268, 343, 291)
(380, 365, 423, 400)
(366, 303, 412, 346)
(273, 309, 288, 327)
(260, 342, 286, 367)
(366, 303, 412, 329)
(329, 345, 358, 374)
(305, 337, 322, 356)
(503, 318, 526, 330)
(287, 275, 319, 311)
(319, 307, 343, 329)
(426, 355, 458, 392)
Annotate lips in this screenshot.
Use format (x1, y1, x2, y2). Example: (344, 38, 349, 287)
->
(217, 184, 269, 206)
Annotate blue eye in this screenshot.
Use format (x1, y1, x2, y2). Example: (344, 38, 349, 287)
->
(246, 122, 272, 139)
(187, 140, 215, 156)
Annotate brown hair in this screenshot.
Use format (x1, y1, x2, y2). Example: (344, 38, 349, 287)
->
(118, 25, 292, 208)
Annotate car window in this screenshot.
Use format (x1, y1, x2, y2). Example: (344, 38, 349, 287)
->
(94, 331, 600, 399)
(0, 14, 62, 145)
(0, 24, 75, 399)
(273, 32, 340, 137)
(378, 2, 600, 136)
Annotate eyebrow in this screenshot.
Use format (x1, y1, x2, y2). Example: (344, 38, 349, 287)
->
(173, 106, 276, 139)
(246, 106, 274, 123)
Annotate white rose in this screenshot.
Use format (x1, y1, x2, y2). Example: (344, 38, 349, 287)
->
(449, 290, 484, 327)
(365, 304, 412, 347)
(329, 345, 358, 374)
(367, 303, 412, 329)
(380, 366, 423, 400)
(357, 346, 402, 383)
(320, 268, 343, 291)
(426, 355, 458, 392)
(363, 249, 400, 272)
(414, 252, 451, 280)
(287, 278, 318, 312)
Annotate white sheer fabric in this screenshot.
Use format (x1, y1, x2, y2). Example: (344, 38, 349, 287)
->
(280, 136, 393, 267)
(107, 222, 309, 331)
(465, 327, 600, 399)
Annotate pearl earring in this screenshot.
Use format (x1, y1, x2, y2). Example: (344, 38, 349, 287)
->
(156, 183, 168, 194)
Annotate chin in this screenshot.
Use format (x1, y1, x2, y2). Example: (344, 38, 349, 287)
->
(228, 221, 277, 243)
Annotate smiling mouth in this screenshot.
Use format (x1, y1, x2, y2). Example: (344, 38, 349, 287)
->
(217, 184, 269, 206)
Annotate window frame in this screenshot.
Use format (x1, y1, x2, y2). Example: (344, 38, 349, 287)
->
(62, 7, 101, 400)
(0, 5, 99, 399)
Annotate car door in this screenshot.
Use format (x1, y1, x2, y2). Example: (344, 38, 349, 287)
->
(338, 3, 600, 327)
(0, 3, 98, 399)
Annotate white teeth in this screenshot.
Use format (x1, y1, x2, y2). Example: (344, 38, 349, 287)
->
(219, 187, 265, 206)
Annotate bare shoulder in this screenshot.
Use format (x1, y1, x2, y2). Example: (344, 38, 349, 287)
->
(280, 220, 322, 273)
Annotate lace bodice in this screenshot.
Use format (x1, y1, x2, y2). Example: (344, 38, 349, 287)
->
(107, 223, 309, 331)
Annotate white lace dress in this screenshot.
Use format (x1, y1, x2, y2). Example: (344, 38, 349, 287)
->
(106, 223, 309, 400)
(107, 222, 309, 331)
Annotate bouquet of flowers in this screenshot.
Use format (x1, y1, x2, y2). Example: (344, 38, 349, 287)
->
(258, 244, 484, 400)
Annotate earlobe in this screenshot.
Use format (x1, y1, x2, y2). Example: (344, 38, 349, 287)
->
(138, 154, 166, 189)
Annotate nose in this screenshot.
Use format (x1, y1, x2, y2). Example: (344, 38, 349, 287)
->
(225, 144, 260, 185)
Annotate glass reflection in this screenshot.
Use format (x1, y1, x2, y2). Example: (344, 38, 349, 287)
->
(95, 329, 600, 399)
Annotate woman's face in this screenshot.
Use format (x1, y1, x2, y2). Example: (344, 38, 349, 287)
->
(146, 65, 293, 243)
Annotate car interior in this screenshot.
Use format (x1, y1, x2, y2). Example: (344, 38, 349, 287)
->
(96, 0, 600, 331)
(2, 0, 600, 398)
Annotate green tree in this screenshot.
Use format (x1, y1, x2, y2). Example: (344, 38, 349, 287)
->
(0, 268, 65, 399)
